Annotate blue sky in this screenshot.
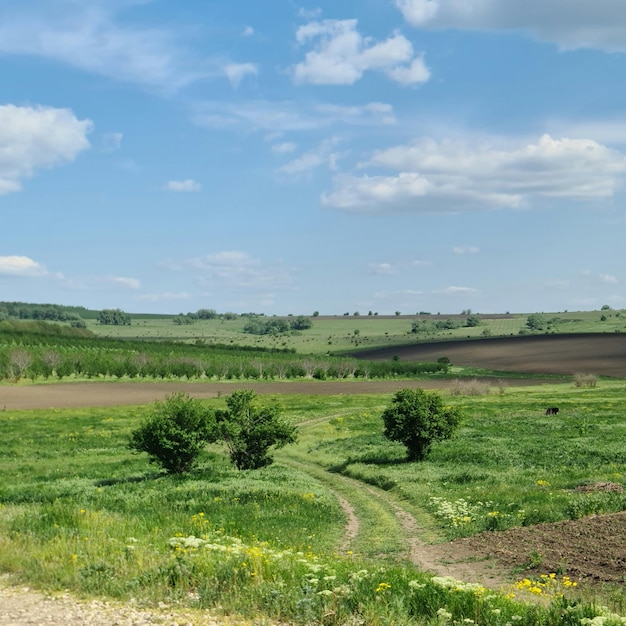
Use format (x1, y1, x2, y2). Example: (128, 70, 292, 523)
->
(2, 0, 625, 315)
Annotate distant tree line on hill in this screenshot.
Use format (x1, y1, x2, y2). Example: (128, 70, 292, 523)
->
(0, 301, 93, 325)
(98, 308, 131, 325)
(411, 314, 481, 335)
(243, 315, 313, 335)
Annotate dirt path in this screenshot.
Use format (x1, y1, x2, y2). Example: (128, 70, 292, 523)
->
(0, 378, 557, 411)
(0, 577, 257, 626)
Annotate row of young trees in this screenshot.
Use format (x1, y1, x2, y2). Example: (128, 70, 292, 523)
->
(0, 345, 448, 382)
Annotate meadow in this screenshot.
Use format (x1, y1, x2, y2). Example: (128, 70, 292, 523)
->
(1, 382, 625, 624)
(85, 309, 626, 355)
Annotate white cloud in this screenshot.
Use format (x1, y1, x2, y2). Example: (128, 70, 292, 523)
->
(162, 251, 295, 290)
(111, 276, 140, 289)
(278, 137, 341, 177)
(395, 0, 626, 52)
(101, 132, 123, 152)
(194, 99, 397, 133)
(224, 62, 258, 88)
(0, 104, 91, 195)
(137, 292, 190, 302)
(581, 270, 619, 285)
(164, 179, 201, 192)
(0, 1, 209, 90)
(412, 259, 432, 267)
(599, 274, 618, 284)
(242, 26, 254, 37)
(0, 255, 48, 277)
(369, 262, 396, 275)
(292, 19, 430, 86)
(453, 246, 480, 255)
(438, 286, 479, 295)
(271, 142, 297, 154)
(322, 134, 626, 213)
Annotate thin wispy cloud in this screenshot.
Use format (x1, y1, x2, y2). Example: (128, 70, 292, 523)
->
(453, 246, 480, 256)
(224, 62, 258, 88)
(0, 1, 210, 90)
(164, 179, 202, 192)
(193, 100, 397, 133)
(161, 251, 296, 291)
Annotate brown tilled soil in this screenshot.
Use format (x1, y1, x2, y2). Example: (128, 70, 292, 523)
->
(354, 333, 626, 377)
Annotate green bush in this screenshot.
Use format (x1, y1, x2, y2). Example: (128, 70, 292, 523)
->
(128, 393, 216, 473)
(381, 388, 462, 461)
(215, 390, 297, 470)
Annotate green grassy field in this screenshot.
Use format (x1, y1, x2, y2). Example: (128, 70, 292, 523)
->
(85, 309, 626, 355)
(1, 383, 625, 624)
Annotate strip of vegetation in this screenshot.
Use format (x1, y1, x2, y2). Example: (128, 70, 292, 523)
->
(0, 319, 449, 383)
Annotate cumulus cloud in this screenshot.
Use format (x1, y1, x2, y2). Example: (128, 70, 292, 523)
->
(224, 62, 258, 88)
(0, 104, 91, 195)
(162, 251, 295, 290)
(0, 255, 48, 277)
(395, 0, 626, 52)
(164, 179, 201, 192)
(322, 134, 626, 213)
(292, 19, 430, 85)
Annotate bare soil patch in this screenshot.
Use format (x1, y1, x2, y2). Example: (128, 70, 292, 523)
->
(0, 378, 551, 411)
(450, 512, 626, 585)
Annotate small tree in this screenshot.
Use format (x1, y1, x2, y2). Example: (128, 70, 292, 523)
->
(381, 388, 462, 461)
(215, 390, 297, 470)
(9, 349, 32, 381)
(465, 314, 481, 327)
(526, 313, 545, 332)
(129, 393, 216, 473)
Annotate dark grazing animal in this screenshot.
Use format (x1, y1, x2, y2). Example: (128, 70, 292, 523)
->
(545, 407, 559, 416)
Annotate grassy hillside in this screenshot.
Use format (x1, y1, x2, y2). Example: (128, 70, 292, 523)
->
(85, 309, 626, 355)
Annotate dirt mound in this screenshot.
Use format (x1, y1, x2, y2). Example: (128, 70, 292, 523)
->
(448, 512, 626, 584)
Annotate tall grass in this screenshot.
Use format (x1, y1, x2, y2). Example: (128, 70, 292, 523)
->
(1, 390, 625, 624)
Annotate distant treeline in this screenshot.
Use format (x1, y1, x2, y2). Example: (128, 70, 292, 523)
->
(0, 301, 96, 322)
(0, 320, 448, 382)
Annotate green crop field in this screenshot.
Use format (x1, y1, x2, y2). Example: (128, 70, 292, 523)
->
(1, 383, 625, 625)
